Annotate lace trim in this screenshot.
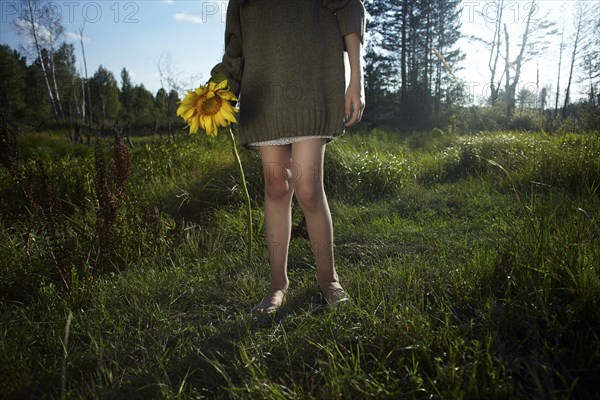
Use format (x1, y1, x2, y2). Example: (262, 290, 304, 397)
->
(248, 135, 333, 148)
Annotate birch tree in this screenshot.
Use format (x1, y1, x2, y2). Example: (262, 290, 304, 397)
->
(44, 15, 65, 118)
(13, 0, 58, 118)
(504, 0, 557, 118)
(576, 0, 599, 108)
(77, 23, 93, 128)
(465, 0, 512, 105)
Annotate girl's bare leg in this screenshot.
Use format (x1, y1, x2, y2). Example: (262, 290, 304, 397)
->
(255, 144, 294, 313)
(291, 139, 344, 298)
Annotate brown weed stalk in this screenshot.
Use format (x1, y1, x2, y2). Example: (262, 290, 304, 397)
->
(1, 112, 78, 297)
(93, 129, 131, 271)
(0, 112, 22, 180)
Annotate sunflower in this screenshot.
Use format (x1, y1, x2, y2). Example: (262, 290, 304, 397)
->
(177, 79, 238, 136)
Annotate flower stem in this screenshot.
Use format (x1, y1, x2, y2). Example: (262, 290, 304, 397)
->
(228, 126, 252, 261)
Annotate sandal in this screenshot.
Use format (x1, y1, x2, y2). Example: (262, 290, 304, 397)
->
(253, 288, 287, 314)
(323, 287, 350, 306)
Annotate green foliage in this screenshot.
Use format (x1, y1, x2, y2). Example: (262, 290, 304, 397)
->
(1, 127, 599, 399)
(89, 66, 121, 129)
(325, 130, 415, 202)
(365, 0, 464, 128)
(0, 45, 26, 119)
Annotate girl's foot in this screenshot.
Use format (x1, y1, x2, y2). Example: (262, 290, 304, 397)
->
(321, 284, 350, 306)
(253, 288, 287, 314)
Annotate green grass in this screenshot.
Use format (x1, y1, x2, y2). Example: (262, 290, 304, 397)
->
(0, 128, 599, 399)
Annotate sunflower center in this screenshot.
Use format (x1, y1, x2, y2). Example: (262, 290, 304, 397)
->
(196, 94, 223, 116)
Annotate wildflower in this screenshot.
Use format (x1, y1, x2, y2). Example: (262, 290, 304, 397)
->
(176, 79, 252, 260)
(177, 80, 238, 136)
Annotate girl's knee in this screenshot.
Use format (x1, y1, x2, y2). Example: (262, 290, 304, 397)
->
(295, 184, 324, 213)
(264, 171, 292, 200)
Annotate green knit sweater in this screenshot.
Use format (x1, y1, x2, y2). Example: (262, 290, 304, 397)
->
(210, 0, 365, 150)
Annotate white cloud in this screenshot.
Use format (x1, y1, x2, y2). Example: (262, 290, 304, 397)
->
(64, 31, 90, 43)
(14, 18, 52, 45)
(174, 12, 204, 24)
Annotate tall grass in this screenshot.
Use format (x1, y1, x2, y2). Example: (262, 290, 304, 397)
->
(0, 125, 598, 398)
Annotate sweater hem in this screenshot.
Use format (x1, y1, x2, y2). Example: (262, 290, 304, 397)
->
(239, 105, 346, 150)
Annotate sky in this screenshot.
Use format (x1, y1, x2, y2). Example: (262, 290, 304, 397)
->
(0, 0, 590, 104)
(0, 0, 229, 92)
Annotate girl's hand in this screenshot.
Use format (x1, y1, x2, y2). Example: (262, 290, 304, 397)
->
(341, 32, 364, 127)
(344, 77, 365, 127)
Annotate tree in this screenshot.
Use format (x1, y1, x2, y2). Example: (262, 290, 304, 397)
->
(24, 54, 53, 124)
(561, 1, 592, 118)
(119, 68, 136, 130)
(364, 0, 463, 128)
(53, 43, 78, 123)
(472, 0, 556, 116)
(13, 0, 60, 118)
(77, 23, 92, 128)
(517, 87, 537, 110)
(156, 52, 198, 138)
(482, 0, 506, 105)
(89, 65, 120, 129)
(504, 0, 557, 118)
(363, 42, 396, 122)
(554, 15, 565, 117)
(0, 46, 26, 119)
(43, 11, 65, 118)
(168, 89, 180, 131)
(431, 0, 463, 111)
(133, 85, 156, 134)
(539, 85, 550, 112)
(155, 87, 169, 134)
(577, 1, 599, 109)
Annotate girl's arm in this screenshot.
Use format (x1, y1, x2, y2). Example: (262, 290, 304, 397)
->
(343, 32, 365, 127)
(210, 0, 243, 98)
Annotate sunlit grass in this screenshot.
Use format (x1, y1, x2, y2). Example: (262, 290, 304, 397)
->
(0, 128, 598, 398)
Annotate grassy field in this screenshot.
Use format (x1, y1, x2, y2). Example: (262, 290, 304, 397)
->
(0, 125, 599, 399)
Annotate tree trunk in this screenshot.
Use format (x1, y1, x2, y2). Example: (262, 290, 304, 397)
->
(49, 51, 64, 118)
(78, 24, 93, 128)
(504, 24, 510, 119)
(562, 6, 582, 118)
(507, 0, 536, 119)
(423, 4, 432, 114)
(488, 0, 504, 105)
(554, 20, 565, 117)
(25, 0, 58, 119)
(401, 0, 408, 106)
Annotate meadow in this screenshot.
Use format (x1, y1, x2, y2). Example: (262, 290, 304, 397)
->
(0, 121, 599, 399)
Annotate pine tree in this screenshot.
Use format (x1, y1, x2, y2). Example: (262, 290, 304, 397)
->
(0, 46, 26, 120)
(365, 0, 463, 128)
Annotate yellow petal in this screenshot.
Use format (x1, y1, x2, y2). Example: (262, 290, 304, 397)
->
(219, 91, 237, 101)
(189, 117, 199, 134)
(177, 104, 192, 116)
(215, 79, 228, 91)
(181, 96, 196, 105)
(182, 108, 196, 121)
(205, 116, 215, 136)
(222, 110, 237, 124)
(216, 112, 227, 128)
(197, 115, 205, 130)
(223, 102, 237, 113)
